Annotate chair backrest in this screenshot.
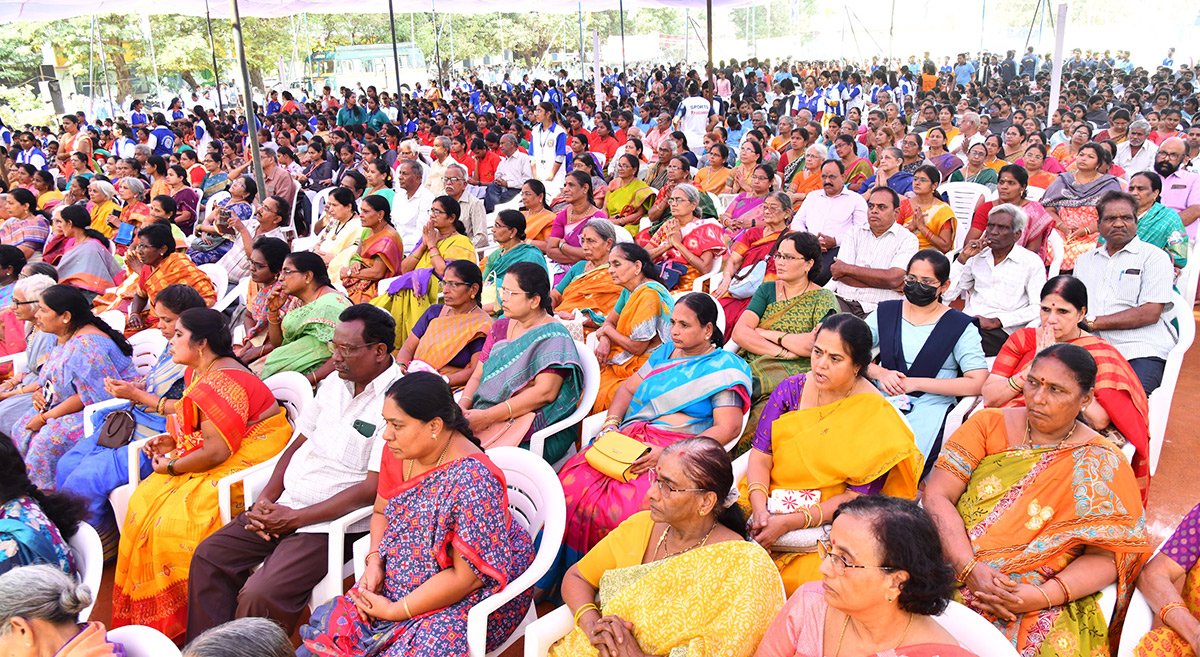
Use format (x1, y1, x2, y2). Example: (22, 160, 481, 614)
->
(67, 523, 103, 622)
(197, 263, 228, 301)
(312, 186, 336, 223)
(1148, 289, 1194, 475)
(204, 190, 231, 220)
(106, 625, 182, 657)
(98, 310, 126, 334)
(1025, 186, 1046, 202)
(129, 330, 168, 377)
(940, 182, 990, 251)
(485, 446, 565, 538)
(933, 600, 1020, 657)
(1046, 229, 1065, 278)
(263, 371, 314, 424)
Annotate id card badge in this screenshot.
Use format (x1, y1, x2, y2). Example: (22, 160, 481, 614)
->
(352, 419, 376, 438)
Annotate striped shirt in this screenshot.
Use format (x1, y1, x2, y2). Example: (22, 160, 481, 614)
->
(946, 245, 1046, 331)
(1074, 238, 1177, 361)
(828, 222, 919, 312)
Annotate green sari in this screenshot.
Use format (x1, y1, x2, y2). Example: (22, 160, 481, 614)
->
(481, 242, 549, 313)
(606, 179, 656, 236)
(258, 292, 353, 379)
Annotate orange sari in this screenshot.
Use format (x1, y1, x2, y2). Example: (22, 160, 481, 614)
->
(525, 209, 556, 244)
(132, 252, 217, 332)
(789, 169, 822, 204)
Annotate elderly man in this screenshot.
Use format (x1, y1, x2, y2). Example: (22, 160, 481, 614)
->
(1115, 121, 1158, 173)
(946, 203, 1046, 356)
(443, 163, 487, 248)
(392, 159, 434, 254)
(1153, 137, 1200, 241)
(485, 134, 533, 212)
(186, 304, 402, 641)
(643, 110, 674, 162)
(791, 159, 869, 285)
(952, 112, 985, 161)
(230, 146, 295, 208)
(1074, 191, 1177, 394)
(828, 187, 920, 317)
(424, 136, 459, 196)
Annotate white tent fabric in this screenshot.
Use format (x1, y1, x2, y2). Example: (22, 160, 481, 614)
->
(2, 0, 752, 21)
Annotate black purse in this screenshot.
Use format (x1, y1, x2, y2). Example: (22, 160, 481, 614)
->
(96, 409, 137, 450)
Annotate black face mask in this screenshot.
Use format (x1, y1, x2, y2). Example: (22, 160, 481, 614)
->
(903, 279, 940, 306)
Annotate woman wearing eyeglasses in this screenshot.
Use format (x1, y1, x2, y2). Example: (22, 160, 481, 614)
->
(552, 437, 784, 657)
(255, 251, 351, 383)
(396, 260, 491, 390)
(755, 496, 974, 657)
(642, 183, 724, 291)
(897, 165, 956, 253)
(730, 231, 839, 455)
(120, 224, 216, 335)
(0, 274, 56, 441)
(637, 155, 709, 247)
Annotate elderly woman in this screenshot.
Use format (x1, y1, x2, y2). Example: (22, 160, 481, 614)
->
(481, 210, 548, 315)
(552, 437, 784, 657)
(960, 142, 999, 190)
(299, 373, 535, 656)
(397, 261, 491, 389)
(185, 617, 294, 657)
(644, 183, 724, 291)
(731, 232, 839, 454)
(2, 431, 84, 576)
(340, 195, 403, 304)
(740, 314, 921, 595)
(754, 496, 975, 657)
(124, 224, 216, 334)
(1041, 142, 1123, 272)
(637, 155, 710, 246)
(552, 219, 625, 334)
(720, 164, 774, 233)
(83, 180, 119, 241)
(559, 294, 751, 576)
(189, 175, 256, 265)
(459, 262, 584, 462)
(787, 144, 825, 207)
(1133, 502, 1200, 656)
(0, 275, 56, 437)
(694, 143, 732, 194)
(924, 343, 1149, 655)
(113, 177, 154, 248)
(0, 566, 123, 654)
(51, 205, 122, 300)
(114, 309, 291, 639)
(606, 153, 655, 236)
(963, 165, 1056, 260)
(714, 192, 791, 334)
(256, 251, 351, 382)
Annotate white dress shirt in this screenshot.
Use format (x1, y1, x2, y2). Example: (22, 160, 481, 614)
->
(791, 188, 868, 245)
(1115, 140, 1158, 174)
(828, 222, 920, 312)
(1073, 238, 1177, 361)
(392, 185, 435, 255)
(494, 151, 534, 188)
(945, 244, 1046, 331)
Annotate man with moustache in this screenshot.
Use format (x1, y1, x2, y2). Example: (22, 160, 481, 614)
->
(1153, 137, 1200, 241)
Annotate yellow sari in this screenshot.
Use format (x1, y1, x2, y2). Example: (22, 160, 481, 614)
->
(370, 232, 477, 345)
(549, 511, 784, 657)
(592, 281, 673, 413)
(89, 199, 119, 239)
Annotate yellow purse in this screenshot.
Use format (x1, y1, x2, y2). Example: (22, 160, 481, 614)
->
(585, 431, 651, 483)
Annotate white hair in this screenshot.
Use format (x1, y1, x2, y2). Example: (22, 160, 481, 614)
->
(989, 202, 1028, 235)
(183, 618, 292, 657)
(0, 566, 92, 636)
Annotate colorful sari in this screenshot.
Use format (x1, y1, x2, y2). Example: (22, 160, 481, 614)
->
(244, 279, 301, 346)
(1133, 503, 1200, 656)
(112, 368, 290, 639)
(342, 228, 404, 303)
(606, 179, 655, 237)
(259, 291, 352, 379)
(718, 227, 782, 335)
(738, 378, 921, 596)
(471, 320, 584, 463)
(1136, 203, 1189, 269)
(789, 169, 823, 204)
(736, 287, 840, 455)
(726, 193, 767, 231)
(555, 262, 626, 327)
(935, 409, 1150, 656)
(132, 252, 217, 333)
(58, 238, 124, 296)
(171, 187, 200, 234)
(964, 166, 1000, 190)
(481, 242, 548, 310)
(560, 344, 750, 559)
(525, 209, 557, 245)
(200, 171, 229, 201)
(370, 232, 476, 345)
(89, 199, 120, 239)
(843, 156, 874, 191)
(410, 304, 491, 379)
(991, 329, 1151, 501)
(298, 454, 535, 657)
(930, 152, 965, 180)
(754, 581, 978, 657)
(898, 200, 957, 252)
(548, 512, 784, 657)
(10, 333, 136, 490)
(0, 496, 77, 577)
(645, 218, 726, 291)
(1041, 173, 1123, 271)
(593, 281, 674, 412)
(56, 349, 187, 560)
(694, 165, 732, 194)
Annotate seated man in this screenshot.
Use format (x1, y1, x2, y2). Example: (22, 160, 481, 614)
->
(791, 159, 868, 285)
(185, 304, 403, 641)
(828, 187, 920, 317)
(1074, 190, 1177, 394)
(945, 203, 1046, 356)
(484, 134, 533, 212)
(443, 162, 488, 249)
(392, 159, 433, 255)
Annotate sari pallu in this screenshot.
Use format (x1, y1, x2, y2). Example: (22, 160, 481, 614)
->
(482, 242, 549, 309)
(89, 200, 120, 239)
(525, 209, 557, 245)
(635, 194, 720, 248)
(299, 454, 535, 657)
(593, 281, 674, 413)
(991, 329, 1151, 502)
(58, 239, 124, 297)
(471, 321, 584, 464)
(369, 233, 478, 347)
(556, 263, 625, 327)
(113, 201, 154, 256)
(789, 169, 823, 204)
(111, 368, 292, 639)
(1133, 504, 1200, 656)
(411, 306, 492, 375)
(930, 152, 965, 180)
(646, 218, 726, 291)
(132, 252, 217, 334)
(935, 409, 1150, 657)
(200, 171, 229, 201)
(549, 517, 784, 657)
(259, 292, 352, 379)
(718, 227, 783, 335)
(342, 228, 404, 303)
(843, 157, 874, 190)
(606, 180, 656, 237)
(1041, 173, 1123, 271)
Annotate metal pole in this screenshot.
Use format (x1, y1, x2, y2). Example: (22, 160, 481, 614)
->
(304, 13, 312, 96)
(578, 4, 585, 82)
(979, 0, 986, 59)
(95, 16, 116, 119)
(685, 8, 689, 64)
(143, 15, 162, 105)
(205, 0, 223, 109)
(706, 0, 713, 84)
(88, 15, 95, 110)
(619, 0, 627, 84)
(1047, 2, 1067, 129)
(228, 0, 267, 203)
(432, 1, 442, 85)
(388, 0, 403, 95)
(887, 0, 895, 61)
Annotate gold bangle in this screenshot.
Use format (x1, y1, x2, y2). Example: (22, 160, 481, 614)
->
(1160, 601, 1188, 625)
(1008, 376, 1023, 392)
(800, 505, 813, 529)
(504, 401, 514, 419)
(402, 597, 413, 620)
(957, 557, 978, 585)
(1035, 585, 1053, 609)
(811, 503, 824, 526)
(1053, 576, 1072, 603)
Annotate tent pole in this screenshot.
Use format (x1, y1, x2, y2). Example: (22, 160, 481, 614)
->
(619, 0, 627, 85)
(303, 13, 312, 97)
(143, 15, 162, 105)
(95, 16, 116, 119)
(685, 8, 689, 64)
(432, 1, 442, 85)
(578, 3, 585, 82)
(228, 0, 266, 203)
(1047, 2, 1067, 129)
(205, 0, 223, 109)
(887, 0, 895, 62)
(388, 0, 403, 95)
(88, 15, 95, 109)
(706, 0, 712, 84)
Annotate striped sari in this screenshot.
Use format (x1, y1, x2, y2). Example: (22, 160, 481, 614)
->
(593, 281, 674, 413)
(132, 252, 217, 334)
(341, 227, 404, 303)
(369, 232, 478, 345)
(411, 305, 492, 378)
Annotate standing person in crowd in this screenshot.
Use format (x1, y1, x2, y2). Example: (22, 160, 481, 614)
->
(1041, 142, 1123, 273)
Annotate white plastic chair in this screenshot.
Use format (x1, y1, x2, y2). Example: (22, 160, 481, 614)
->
(107, 625, 182, 657)
(690, 256, 725, 294)
(1147, 289, 1194, 475)
(1024, 186, 1046, 202)
(99, 310, 126, 334)
(529, 340, 600, 460)
(942, 396, 981, 439)
(352, 446, 567, 657)
(0, 352, 30, 379)
(588, 151, 607, 168)
(128, 329, 168, 377)
(1118, 587, 1154, 657)
(204, 190, 231, 221)
(215, 277, 248, 313)
(67, 523, 103, 622)
(933, 599, 1020, 657)
(1046, 229, 1065, 278)
(311, 186, 336, 229)
(197, 263, 228, 304)
(939, 182, 990, 252)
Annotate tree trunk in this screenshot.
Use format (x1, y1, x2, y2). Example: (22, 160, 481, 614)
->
(181, 71, 200, 90)
(250, 67, 265, 92)
(101, 36, 134, 98)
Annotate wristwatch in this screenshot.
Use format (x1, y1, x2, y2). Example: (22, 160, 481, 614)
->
(1085, 315, 1096, 332)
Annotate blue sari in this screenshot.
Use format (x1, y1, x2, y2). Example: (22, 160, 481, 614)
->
(0, 497, 77, 576)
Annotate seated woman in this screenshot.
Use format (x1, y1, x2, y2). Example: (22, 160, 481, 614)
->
(741, 313, 921, 595)
(559, 294, 750, 571)
(714, 192, 791, 335)
(731, 232, 839, 454)
(1023, 142, 1059, 189)
(924, 343, 1149, 656)
(552, 437, 784, 657)
(299, 373, 535, 657)
(340, 195, 403, 304)
(256, 251, 352, 382)
(312, 187, 364, 276)
(552, 219, 625, 336)
(11, 285, 136, 490)
(370, 195, 477, 346)
(0, 275, 56, 438)
(32, 170, 64, 214)
(547, 171, 608, 280)
(522, 180, 558, 252)
(0, 246, 25, 366)
(0, 188, 50, 259)
(643, 183, 724, 291)
(199, 151, 230, 202)
(234, 237, 300, 362)
(1, 436, 83, 576)
(592, 243, 674, 412)
(787, 144, 825, 207)
(925, 127, 965, 182)
(729, 141, 764, 195)
(1041, 142, 1122, 272)
(480, 210, 548, 315)
(694, 143, 732, 194)
(720, 164, 774, 233)
(755, 496, 976, 657)
(1133, 502, 1200, 656)
(122, 224, 216, 335)
(111, 178, 155, 253)
(112, 308, 292, 640)
(0, 565, 128, 655)
(397, 260, 491, 389)
(865, 250, 987, 469)
(85, 180, 120, 240)
(897, 165, 956, 253)
(52, 205, 122, 300)
(55, 284, 207, 560)
(188, 175, 256, 265)
(553, 152, 608, 213)
(606, 154, 654, 237)
(636, 155, 694, 246)
(983, 275, 1151, 499)
(963, 165, 1055, 261)
(459, 262, 584, 463)
(960, 142, 1000, 191)
(166, 164, 200, 235)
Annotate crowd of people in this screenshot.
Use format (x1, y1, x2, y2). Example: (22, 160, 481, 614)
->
(1, 45, 1199, 657)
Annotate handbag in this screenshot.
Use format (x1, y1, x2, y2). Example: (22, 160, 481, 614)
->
(766, 488, 828, 553)
(771, 525, 832, 553)
(113, 222, 137, 247)
(475, 412, 537, 450)
(585, 431, 651, 483)
(727, 259, 768, 299)
(96, 408, 137, 449)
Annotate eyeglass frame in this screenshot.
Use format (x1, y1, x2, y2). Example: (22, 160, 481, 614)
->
(817, 539, 896, 575)
(647, 467, 708, 495)
(327, 341, 384, 356)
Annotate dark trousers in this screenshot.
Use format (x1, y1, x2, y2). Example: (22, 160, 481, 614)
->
(1129, 357, 1167, 395)
(484, 183, 520, 213)
(814, 246, 839, 286)
(835, 295, 868, 319)
(185, 512, 357, 641)
(978, 326, 1011, 357)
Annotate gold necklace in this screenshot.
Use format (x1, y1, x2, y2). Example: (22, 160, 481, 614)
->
(1023, 419, 1077, 450)
(834, 612, 914, 657)
(405, 433, 454, 480)
(815, 388, 850, 424)
(654, 522, 716, 559)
